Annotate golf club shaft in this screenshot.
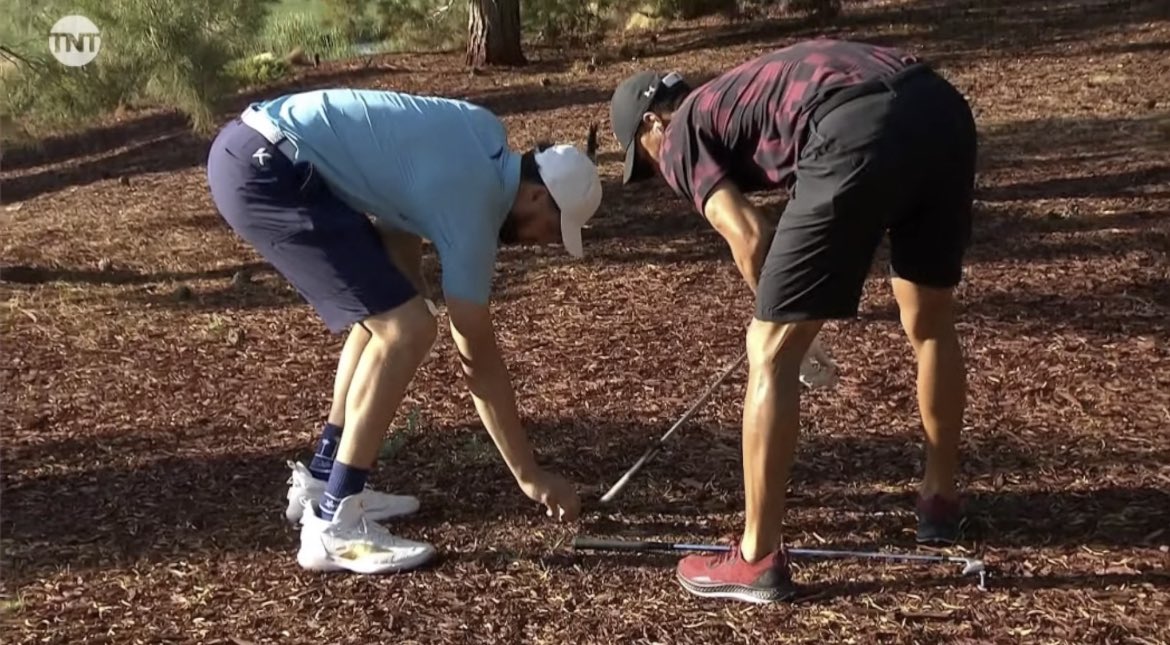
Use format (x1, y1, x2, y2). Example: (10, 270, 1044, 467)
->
(599, 351, 748, 504)
(788, 548, 969, 567)
(572, 536, 729, 553)
(572, 536, 977, 569)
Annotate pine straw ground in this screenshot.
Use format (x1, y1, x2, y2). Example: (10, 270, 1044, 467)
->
(3, 0, 1170, 642)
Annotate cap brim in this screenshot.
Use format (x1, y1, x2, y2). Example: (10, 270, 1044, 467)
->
(622, 140, 638, 185)
(561, 218, 584, 258)
(621, 139, 656, 184)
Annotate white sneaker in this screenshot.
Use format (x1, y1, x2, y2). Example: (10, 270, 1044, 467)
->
(296, 496, 436, 574)
(284, 461, 420, 524)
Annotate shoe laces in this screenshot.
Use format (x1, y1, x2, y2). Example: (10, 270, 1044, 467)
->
(710, 540, 743, 567)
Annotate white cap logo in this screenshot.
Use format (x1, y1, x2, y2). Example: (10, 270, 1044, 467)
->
(49, 15, 101, 67)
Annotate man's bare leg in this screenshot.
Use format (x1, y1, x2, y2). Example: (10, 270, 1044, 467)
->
(316, 297, 436, 520)
(740, 318, 823, 562)
(333, 298, 435, 468)
(891, 278, 965, 500)
(326, 324, 372, 428)
(306, 324, 373, 483)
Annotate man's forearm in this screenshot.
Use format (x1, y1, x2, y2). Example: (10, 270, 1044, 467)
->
(730, 229, 771, 296)
(457, 333, 539, 482)
(395, 245, 426, 294)
(703, 182, 772, 298)
(732, 244, 763, 295)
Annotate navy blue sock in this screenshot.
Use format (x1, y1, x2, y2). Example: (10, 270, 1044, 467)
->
(318, 462, 369, 521)
(308, 422, 343, 481)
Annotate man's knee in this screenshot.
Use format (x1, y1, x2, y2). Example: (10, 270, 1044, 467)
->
(746, 319, 822, 378)
(360, 297, 437, 356)
(892, 279, 958, 343)
(902, 308, 957, 346)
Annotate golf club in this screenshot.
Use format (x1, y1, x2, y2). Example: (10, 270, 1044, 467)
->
(571, 536, 988, 589)
(598, 340, 839, 505)
(598, 350, 747, 504)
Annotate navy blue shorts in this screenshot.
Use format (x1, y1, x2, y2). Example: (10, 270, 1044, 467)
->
(206, 119, 416, 333)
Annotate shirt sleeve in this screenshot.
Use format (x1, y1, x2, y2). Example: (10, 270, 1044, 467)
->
(659, 113, 730, 215)
(434, 214, 500, 305)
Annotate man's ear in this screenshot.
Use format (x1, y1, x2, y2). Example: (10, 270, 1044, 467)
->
(641, 112, 657, 129)
(586, 122, 598, 162)
(534, 183, 551, 202)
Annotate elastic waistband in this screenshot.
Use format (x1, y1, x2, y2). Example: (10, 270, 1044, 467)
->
(239, 106, 298, 161)
(810, 63, 934, 124)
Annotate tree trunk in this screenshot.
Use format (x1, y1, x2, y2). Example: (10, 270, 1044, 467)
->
(466, 0, 526, 67)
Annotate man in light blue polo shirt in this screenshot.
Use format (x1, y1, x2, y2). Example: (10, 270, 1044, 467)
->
(206, 89, 602, 574)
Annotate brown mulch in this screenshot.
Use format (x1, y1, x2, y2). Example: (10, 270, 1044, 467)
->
(3, 0, 1170, 642)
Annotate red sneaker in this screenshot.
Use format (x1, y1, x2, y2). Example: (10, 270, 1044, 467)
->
(676, 543, 797, 603)
(916, 494, 967, 546)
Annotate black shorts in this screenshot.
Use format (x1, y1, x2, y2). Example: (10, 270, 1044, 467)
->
(755, 64, 977, 323)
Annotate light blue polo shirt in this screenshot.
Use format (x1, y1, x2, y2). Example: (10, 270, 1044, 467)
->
(244, 89, 521, 305)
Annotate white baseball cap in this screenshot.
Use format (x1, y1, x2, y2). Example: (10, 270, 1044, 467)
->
(535, 144, 603, 258)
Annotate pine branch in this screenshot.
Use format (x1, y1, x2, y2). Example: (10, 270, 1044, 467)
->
(0, 45, 43, 71)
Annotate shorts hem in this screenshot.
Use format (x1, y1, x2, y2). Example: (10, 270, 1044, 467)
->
(753, 307, 859, 324)
(320, 291, 418, 335)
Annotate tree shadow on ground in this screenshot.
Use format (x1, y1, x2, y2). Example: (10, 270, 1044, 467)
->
(1, 447, 295, 590)
(462, 85, 612, 118)
(793, 570, 1170, 603)
(577, 483, 1170, 554)
(4, 414, 1165, 589)
(859, 273, 1169, 338)
(648, 0, 1167, 62)
(974, 114, 1170, 201)
(1, 67, 607, 204)
(3, 130, 212, 204)
(792, 487, 1170, 551)
(385, 417, 1170, 549)
(0, 64, 404, 172)
(549, 546, 1167, 600)
(937, 112, 1169, 269)
(0, 261, 271, 287)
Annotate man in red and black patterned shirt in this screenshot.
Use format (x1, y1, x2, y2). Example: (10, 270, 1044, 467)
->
(610, 38, 977, 603)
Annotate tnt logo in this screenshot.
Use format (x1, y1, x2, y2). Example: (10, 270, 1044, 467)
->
(49, 15, 101, 67)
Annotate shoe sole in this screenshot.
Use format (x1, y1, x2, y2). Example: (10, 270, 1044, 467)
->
(297, 547, 436, 574)
(915, 535, 959, 546)
(676, 573, 797, 604)
(916, 517, 969, 546)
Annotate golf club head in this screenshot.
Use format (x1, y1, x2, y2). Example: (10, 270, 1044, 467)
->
(960, 559, 985, 576)
(799, 339, 838, 389)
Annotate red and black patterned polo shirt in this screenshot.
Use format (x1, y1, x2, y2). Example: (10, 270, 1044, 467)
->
(659, 39, 919, 214)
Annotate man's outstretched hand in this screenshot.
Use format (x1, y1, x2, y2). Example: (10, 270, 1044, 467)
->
(519, 469, 581, 522)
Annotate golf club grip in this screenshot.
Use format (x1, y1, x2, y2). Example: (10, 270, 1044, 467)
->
(572, 536, 668, 552)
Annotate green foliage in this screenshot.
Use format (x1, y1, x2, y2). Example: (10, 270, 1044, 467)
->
(225, 53, 292, 87)
(0, 0, 277, 135)
(272, 0, 327, 19)
(775, 0, 842, 19)
(262, 12, 354, 60)
(322, 0, 381, 41)
(651, 0, 734, 20)
(377, 405, 421, 459)
(523, 0, 613, 42)
(378, 0, 466, 51)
